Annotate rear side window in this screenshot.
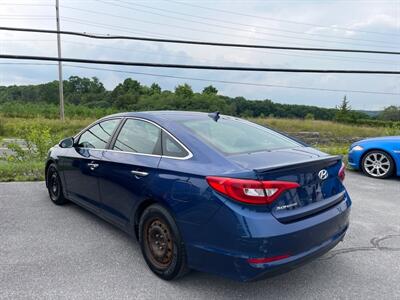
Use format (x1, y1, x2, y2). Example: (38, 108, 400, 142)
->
(78, 119, 120, 149)
(162, 131, 189, 158)
(113, 119, 161, 155)
(180, 117, 300, 155)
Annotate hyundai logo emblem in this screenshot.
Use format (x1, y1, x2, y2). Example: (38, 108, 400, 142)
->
(318, 169, 329, 180)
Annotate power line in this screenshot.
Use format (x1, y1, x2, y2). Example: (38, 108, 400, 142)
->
(0, 15, 54, 17)
(0, 3, 52, 6)
(3, 38, 397, 65)
(1, 54, 399, 74)
(61, 17, 175, 39)
(0, 39, 54, 42)
(1, 62, 398, 95)
(61, 40, 217, 63)
(1, 26, 400, 55)
(61, 18, 399, 65)
(0, 17, 54, 20)
(0, 0, 396, 38)
(128, 1, 396, 44)
(95, 0, 399, 48)
(61, 3, 400, 49)
(57, 18, 399, 65)
(61, 5, 334, 49)
(0, 62, 57, 66)
(61, 40, 397, 66)
(168, 0, 399, 37)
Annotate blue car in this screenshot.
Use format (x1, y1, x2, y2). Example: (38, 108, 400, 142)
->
(46, 111, 351, 281)
(348, 136, 400, 179)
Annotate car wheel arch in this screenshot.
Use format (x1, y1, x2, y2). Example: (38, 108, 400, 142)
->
(132, 198, 178, 240)
(360, 148, 397, 174)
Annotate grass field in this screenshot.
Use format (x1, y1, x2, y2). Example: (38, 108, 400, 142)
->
(0, 160, 44, 182)
(251, 117, 398, 139)
(2, 116, 396, 142)
(1, 115, 398, 181)
(0, 116, 93, 138)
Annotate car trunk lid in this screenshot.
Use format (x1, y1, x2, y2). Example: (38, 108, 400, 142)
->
(229, 148, 345, 223)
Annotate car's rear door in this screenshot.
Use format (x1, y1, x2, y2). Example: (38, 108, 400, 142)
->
(59, 118, 121, 213)
(98, 118, 162, 227)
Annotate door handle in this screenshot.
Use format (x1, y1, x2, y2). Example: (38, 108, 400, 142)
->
(87, 162, 99, 171)
(131, 170, 149, 178)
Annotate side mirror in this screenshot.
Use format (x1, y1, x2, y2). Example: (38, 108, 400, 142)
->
(59, 137, 75, 148)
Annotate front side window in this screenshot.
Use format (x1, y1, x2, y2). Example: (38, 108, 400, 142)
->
(78, 119, 120, 149)
(113, 119, 161, 155)
(180, 117, 301, 155)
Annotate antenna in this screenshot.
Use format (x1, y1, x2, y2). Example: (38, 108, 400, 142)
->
(208, 111, 220, 122)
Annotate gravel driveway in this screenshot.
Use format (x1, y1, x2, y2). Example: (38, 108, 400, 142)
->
(0, 171, 399, 299)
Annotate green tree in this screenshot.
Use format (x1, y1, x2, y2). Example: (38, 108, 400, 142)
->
(64, 76, 106, 105)
(335, 95, 352, 122)
(305, 113, 315, 120)
(379, 106, 400, 121)
(114, 94, 139, 109)
(202, 85, 218, 95)
(337, 95, 351, 112)
(175, 84, 193, 99)
(112, 78, 142, 97)
(150, 83, 162, 95)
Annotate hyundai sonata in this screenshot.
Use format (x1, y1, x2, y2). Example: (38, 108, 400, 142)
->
(45, 111, 351, 281)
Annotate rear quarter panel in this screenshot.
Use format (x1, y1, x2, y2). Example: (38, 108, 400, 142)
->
(152, 155, 255, 225)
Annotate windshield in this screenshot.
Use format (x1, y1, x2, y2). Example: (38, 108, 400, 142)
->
(180, 116, 301, 155)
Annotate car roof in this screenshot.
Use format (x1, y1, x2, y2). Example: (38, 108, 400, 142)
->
(106, 110, 212, 122)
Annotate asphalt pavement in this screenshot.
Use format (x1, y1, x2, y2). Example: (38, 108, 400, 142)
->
(0, 171, 399, 299)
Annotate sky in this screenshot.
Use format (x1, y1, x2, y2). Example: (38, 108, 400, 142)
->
(0, 0, 399, 110)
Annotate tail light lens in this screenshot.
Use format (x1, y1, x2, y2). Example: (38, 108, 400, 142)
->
(338, 162, 346, 182)
(206, 176, 300, 205)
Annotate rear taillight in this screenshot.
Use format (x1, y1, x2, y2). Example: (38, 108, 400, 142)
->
(206, 176, 300, 205)
(338, 162, 346, 182)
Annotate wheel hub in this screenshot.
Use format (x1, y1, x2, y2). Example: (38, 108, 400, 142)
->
(364, 152, 390, 177)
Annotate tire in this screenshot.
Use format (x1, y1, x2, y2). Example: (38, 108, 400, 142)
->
(361, 150, 394, 179)
(138, 204, 189, 280)
(46, 164, 68, 205)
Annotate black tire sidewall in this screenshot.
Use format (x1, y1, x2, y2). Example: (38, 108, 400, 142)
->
(361, 150, 394, 179)
(47, 164, 67, 204)
(138, 204, 186, 280)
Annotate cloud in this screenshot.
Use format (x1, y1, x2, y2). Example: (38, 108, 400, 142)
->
(0, 0, 399, 109)
(350, 13, 400, 31)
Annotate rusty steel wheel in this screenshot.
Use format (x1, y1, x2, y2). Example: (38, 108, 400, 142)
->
(139, 204, 189, 280)
(144, 218, 174, 269)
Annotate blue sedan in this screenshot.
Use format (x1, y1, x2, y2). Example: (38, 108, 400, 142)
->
(348, 136, 400, 179)
(45, 111, 351, 281)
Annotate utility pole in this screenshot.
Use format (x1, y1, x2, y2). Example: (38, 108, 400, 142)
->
(56, 0, 64, 121)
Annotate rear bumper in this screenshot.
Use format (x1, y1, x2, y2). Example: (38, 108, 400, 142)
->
(181, 193, 351, 281)
(246, 225, 347, 281)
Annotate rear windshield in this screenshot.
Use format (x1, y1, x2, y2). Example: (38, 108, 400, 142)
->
(179, 116, 301, 155)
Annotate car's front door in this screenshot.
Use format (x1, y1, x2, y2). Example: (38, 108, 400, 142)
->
(59, 118, 121, 213)
(98, 118, 162, 227)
